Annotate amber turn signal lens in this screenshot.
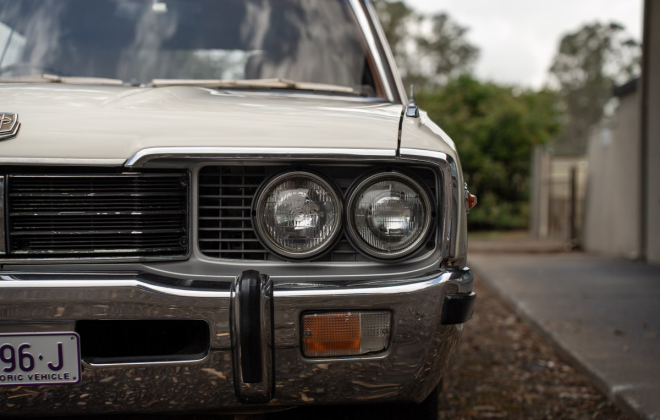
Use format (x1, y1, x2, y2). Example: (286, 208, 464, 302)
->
(302, 311, 391, 357)
(467, 192, 477, 211)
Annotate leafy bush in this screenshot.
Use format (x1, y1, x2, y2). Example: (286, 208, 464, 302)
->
(417, 75, 562, 229)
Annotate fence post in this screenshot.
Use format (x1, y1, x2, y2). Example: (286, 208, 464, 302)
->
(570, 166, 577, 246)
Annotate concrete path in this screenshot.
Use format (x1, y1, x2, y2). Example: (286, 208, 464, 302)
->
(469, 252, 660, 420)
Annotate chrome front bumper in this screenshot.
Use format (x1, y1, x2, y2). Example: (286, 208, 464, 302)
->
(0, 268, 473, 416)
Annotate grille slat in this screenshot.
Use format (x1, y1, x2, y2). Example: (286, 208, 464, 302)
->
(198, 165, 266, 260)
(198, 228, 254, 232)
(198, 206, 252, 210)
(10, 229, 185, 236)
(199, 183, 261, 188)
(23, 238, 184, 246)
(198, 165, 437, 261)
(198, 217, 252, 221)
(6, 172, 189, 259)
(198, 238, 260, 242)
(10, 211, 184, 216)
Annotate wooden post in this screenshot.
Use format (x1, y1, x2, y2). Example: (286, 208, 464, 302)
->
(570, 166, 577, 245)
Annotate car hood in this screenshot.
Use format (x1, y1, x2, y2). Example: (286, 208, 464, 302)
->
(0, 83, 403, 163)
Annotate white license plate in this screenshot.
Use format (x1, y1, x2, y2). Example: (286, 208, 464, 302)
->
(0, 332, 81, 386)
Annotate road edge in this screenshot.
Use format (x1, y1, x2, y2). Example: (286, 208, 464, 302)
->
(470, 262, 649, 420)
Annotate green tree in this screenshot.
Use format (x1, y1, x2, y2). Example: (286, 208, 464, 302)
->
(413, 13, 479, 87)
(548, 22, 641, 155)
(418, 75, 562, 229)
(373, 1, 478, 89)
(372, 0, 414, 60)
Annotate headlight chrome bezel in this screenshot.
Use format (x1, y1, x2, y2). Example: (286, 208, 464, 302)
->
(344, 169, 435, 261)
(252, 169, 344, 261)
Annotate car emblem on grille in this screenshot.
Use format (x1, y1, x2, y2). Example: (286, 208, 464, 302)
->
(0, 112, 20, 140)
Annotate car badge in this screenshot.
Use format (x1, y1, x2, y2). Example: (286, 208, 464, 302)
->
(0, 112, 20, 141)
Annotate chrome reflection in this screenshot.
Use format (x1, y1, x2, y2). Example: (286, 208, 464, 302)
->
(0, 268, 472, 414)
(0, 176, 4, 254)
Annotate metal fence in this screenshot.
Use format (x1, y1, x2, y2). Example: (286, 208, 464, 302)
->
(530, 146, 588, 246)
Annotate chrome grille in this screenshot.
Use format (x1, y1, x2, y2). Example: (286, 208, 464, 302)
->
(198, 166, 274, 260)
(198, 165, 437, 261)
(6, 172, 189, 258)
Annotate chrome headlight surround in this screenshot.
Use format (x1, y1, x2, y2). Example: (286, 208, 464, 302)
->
(345, 170, 435, 261)
(252, 169, 343, 261)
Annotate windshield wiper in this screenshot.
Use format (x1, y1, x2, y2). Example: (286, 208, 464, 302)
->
(1, 74, 357, 93)
(151, 78, 355, 94)
(1, 73, 124, 86)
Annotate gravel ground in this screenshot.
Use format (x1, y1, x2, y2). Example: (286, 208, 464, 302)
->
(435, 276, 628, 420)
(39, 276, 628, 420)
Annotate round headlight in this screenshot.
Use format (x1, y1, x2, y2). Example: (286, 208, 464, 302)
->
(346, 171, 433, 260)
(253, 171, 342, 260)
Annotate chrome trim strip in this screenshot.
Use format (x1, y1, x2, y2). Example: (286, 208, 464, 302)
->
(0, 157, 126, 166)
(0, 176, 4, 254)
(83, 353, 211, 369)
(267, 258, 440, 279)
(9, 173, 183, 178)
(399, 148, 448, 161)
(348, 0, 394, 102)
(0, 268, 473, 296)
(125, 147, 396, 167)
(275, 271, 454, 297)
(143, 266, 237, 280)
(212, 89, 390, 103)
(0, 276, 435, 297)
(0, 279, 230, 298)
(0, 255, 190, 264)
(400, 148, 460, 259)
(363, 0, 408, 103)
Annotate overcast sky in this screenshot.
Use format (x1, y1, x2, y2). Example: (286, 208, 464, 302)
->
(406, 0, 644, 88)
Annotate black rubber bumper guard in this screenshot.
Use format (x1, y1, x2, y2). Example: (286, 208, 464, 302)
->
(441, 292, 477, 325)
(231, 270, 274, 404)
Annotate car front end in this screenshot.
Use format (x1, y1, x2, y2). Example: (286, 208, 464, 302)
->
(0, 0, 474, 416)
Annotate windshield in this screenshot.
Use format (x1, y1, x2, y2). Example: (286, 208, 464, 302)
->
(0, 0, 384, 97)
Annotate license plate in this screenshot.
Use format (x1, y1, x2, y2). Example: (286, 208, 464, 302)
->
(0, 333, 81, 386)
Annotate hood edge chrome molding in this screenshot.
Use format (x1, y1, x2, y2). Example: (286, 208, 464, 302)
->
(125, 147, 397, 167)
(0, 157, 126, 166)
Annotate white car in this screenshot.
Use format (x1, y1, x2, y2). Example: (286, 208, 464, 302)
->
(0, 1, 476, 418)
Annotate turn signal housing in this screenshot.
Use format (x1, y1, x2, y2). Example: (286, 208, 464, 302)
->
(465, 183, 477, 214)
(468, 192, 477, 211)
(302, 311, 391, 357)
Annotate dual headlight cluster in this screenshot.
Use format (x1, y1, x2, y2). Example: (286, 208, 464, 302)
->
(252, 168, 434, 262)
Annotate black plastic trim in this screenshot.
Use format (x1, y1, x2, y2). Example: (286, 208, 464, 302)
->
(76, 319, 210, 364)
(238, 270, 263, 383)
(0, 168, 191, 263)
(441, 292, 476, 325)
